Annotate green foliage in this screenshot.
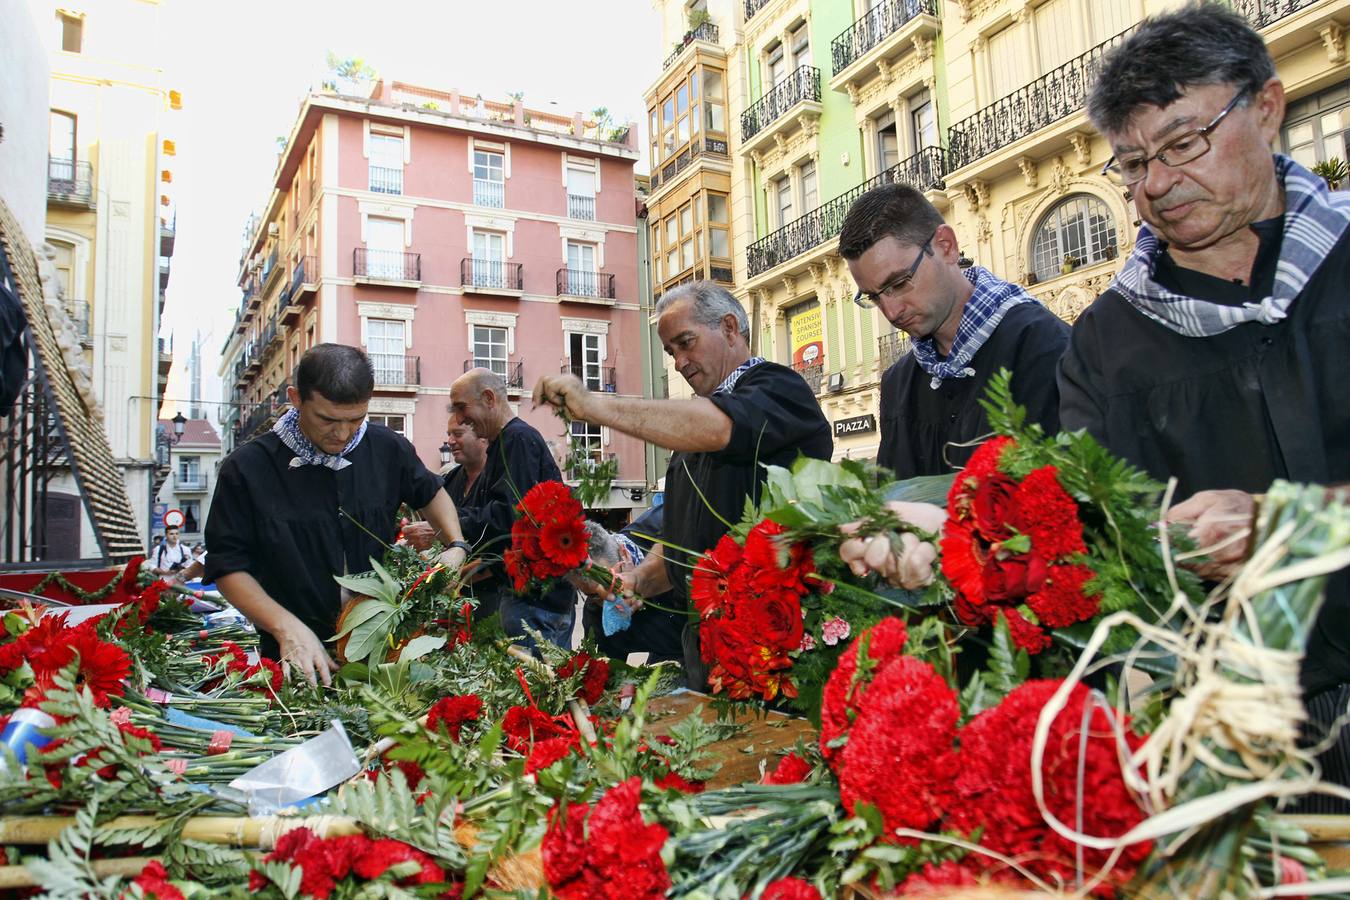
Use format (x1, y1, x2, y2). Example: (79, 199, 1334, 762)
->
(324, 51, 378, 86)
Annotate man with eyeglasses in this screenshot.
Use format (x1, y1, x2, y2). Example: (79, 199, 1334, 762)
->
(839, 183, 1069, 479)
(1062, 3, 1350, 809)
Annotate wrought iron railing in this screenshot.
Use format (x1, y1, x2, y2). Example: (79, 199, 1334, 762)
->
(473, 178, 504, 208)
(831, 0, 937, 75)
(747, 145, 947, 278)
(1234, 0, 1320, 28)
(663, 21, 721, 69)
(557, 268, 616, 299)
(47, 158, 94, 206)
(372, 354, 421, 387)
(878, 331, 908, 371)
(460, 258, 523, 291)
(463, 358, 525, 390)
(651, 137, 730, 190)
(291, 255, 317, 294)
(792, 360, 824, 394)
(744, 0, 772, 21)
(567, 194, 596, 221)
(742, 66, 821, 143)
(562, 364, 618, 393)
(946, 30, 1129, 172)
(354, 248, 421, 282)
(261, 248, 280, 289)
(369, 165, 403, 195)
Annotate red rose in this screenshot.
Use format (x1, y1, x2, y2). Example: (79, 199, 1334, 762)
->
(981, 550, 1049, 602)
(746, 591, 804, 652)
(971, 473, 1019, 541)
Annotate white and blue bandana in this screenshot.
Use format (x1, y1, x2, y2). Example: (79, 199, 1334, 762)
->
(272, 407, 367, 471)
(1111, 155, 1350, 337)
(910, 266, 1041, 389)
(712, 356, 765, 395)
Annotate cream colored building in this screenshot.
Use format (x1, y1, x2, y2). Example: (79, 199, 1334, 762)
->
(32, 0, 179, 542)
(650, 0, 1348, 461)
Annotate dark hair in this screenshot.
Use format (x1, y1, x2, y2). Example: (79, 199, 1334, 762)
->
(838, 183, 946, 260)
(295, 343, 374, 404)
(1087, 2, 1275, 134)
(165, 526, 178, 533)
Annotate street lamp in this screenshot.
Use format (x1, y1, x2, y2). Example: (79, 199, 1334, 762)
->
(439, 441, 452, 466)
(171, 411, 187, 444)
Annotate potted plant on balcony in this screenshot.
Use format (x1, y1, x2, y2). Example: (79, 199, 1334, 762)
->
(683, 8, 713, 45)
(1312, 157, 1348, 191)
(1060, 253, 1082, 275)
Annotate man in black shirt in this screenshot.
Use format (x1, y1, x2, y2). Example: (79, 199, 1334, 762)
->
(839, 183, 1068, 478)
(1063, 4, 1350, 807)
(533, 281, 832, 687)
(442, 417, 489, 509)
(448, 367, 575, 649)
(205, 344, 469, 685)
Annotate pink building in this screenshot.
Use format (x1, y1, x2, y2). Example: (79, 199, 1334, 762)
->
(220, 81, 647, 511)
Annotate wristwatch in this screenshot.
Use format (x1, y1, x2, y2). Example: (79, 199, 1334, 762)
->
(446, 540, 474, 556)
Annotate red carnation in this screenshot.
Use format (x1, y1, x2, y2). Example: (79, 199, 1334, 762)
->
(896, 860, 983, 894)
(1026, 563, 1100, 629)
(999, 608, 1051, 655)
(652, 769, 705, 793)
(542, 777, 670, 900)
(526, 736, 578, 774)
(762, 751, 812, 785)
(1012, 466, 1089, 560)
(501, 705, 566, 753)
(558, 652, 610, 705)
(426, 694, 483, 742)
(818, 617, 909, 770)
(761, 877, 822, 900)
(120, 859, 184, 900)
(950, 680, 1151, 895)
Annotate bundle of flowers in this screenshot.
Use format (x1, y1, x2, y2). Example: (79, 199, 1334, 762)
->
(248, 826, 457, 898)
(541, 777, 671, 899)
(202, 640, 283, 698)
(503, 481, 592, 594)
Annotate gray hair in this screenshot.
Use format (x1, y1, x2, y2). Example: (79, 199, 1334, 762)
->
(656, 281, 750, 343)
(448, 368, 510, 409)
(1087, 2, 1275, 135)
(584, 520, 620, 566)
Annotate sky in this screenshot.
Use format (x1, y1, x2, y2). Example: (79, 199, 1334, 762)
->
(156, 0, 661, 417)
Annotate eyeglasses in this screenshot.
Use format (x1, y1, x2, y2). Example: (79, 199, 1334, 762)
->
(1102, 91, 1247, 186)
(853, 233, 936, 309)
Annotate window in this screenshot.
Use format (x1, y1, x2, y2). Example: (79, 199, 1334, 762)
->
(707, 192, 730, 261)
(1282, 84, 1350, 171)
(874, 109, 899, 174)
(49, 241, 76, 300)
(799, 161, 818, 211)
(367, 318, 406, 385)
(767, 43, 786, 88)
(570, 420, 604, 463)
(473, 149, 504, 207)
(368, 414, 406, 436)
(790, 23, 811, 71)
(1030, 194, 1119, 283)
(566, 242, 598, 295)
(566, 163, 596, 221)
(910, 91, 937, 153)
(703, 68, 726, 134)
(56, 11, 82, 53)
(775, 176, 793, 228)
(680, 204, 694, 271)
(365, 216, 405, 279)
(567, 332, 604, 390)
(178, 456, 200, 480)
(368, 133, 403, 194)
(662, 95, 676, 160)
(49, 111, 76, 167)
(472, 325, 509, 378)
(1033, 0, 1080, 71)
(470, 230, 507, 287)
(986, 23, 1029, 99)
(181, 501, 201, 534)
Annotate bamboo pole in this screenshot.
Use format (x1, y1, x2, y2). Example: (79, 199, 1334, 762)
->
(0, 814, 362, 847)
(0, 857, 154, 888)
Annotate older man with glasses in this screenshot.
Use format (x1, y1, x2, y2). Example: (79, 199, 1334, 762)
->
(1060, 3, 1350, 809)
(838, 182, 1069, 479)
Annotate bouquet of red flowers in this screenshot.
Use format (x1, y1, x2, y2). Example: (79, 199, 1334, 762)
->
(503, 481, 596, 595)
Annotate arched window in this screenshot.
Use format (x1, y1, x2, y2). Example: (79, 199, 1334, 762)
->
(1030, 194, 1118, 282)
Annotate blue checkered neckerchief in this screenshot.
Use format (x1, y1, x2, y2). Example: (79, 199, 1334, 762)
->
(1112, 155, 1350, 337)
(711, 356, 765, 395)
(272, 407, 368, 471)
(910, 266, 1040, 389)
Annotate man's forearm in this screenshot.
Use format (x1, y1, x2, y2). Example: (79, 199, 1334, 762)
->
(217, 571, 303, 638)
(419, 490, 465, 545)
(630, 544, 673, 597)
(587, 395, 732, 453)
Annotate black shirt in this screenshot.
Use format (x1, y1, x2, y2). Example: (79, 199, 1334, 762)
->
(1058, 220, 1350, 693)
(662, 361, 833, 601)
(457, 417, 573, 611)
(877, 303, 1070, 478)
(203, 426, 443, 660)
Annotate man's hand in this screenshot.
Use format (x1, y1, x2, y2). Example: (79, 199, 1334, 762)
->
(607, 569, 644, 613)
(402, 521, 437, 551)
(1167, 489, 1255, 580)
(274, 618, 338, 687)
(839, 501, 946, 590)
(532, 373, 595, 421)
(435, 545, 468, 573)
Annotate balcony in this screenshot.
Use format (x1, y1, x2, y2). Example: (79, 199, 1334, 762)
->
(47, 158, 94, 208)
(557, 268, 616, 304)
(1235, 0, 1321, 28)
(174, 473, 208, 493)
(567, 193, 596, 221)
(562, 364, 618, 393)
(878, 331, 908, 372)
(744, 0, 771, 21)
(372, 354, 421, 389)
(291, 255, 318, 298)
(663, 21, 720, 70)
(830, 0, 939, 87)
(369, 165, 403, 195)
(463, 358, 525, 392)
(946, 30, 1128, 175)
(354, 248, 421, 286)
(473, 178, 504, 208)
(650, 136, 730, 192)
(460, 258, 524, 295)
(742, 66, 822, 152)
(747, 146, 947, 279)
(792, 360, 824, 394)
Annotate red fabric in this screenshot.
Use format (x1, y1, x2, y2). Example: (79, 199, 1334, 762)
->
(0, 568, 136, 605)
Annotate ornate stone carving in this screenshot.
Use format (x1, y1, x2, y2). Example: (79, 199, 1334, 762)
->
(845, 82, 861, 106)
(774, 133, 788, 156)
(912, 35, 934, 62)
(1017, 157, 1038, 189)
(976, 215, 992, 244)
(1050, 157, 1072, 195)
(807, 263, 827, 286)
(963, 179, 990, 210)
(876, 58, 894, 86)
(798, 113, 820, 138)
(1068, 132, 1092, 169)
(781, 274, 797, 296)
(1321, 22, 1345, 64)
